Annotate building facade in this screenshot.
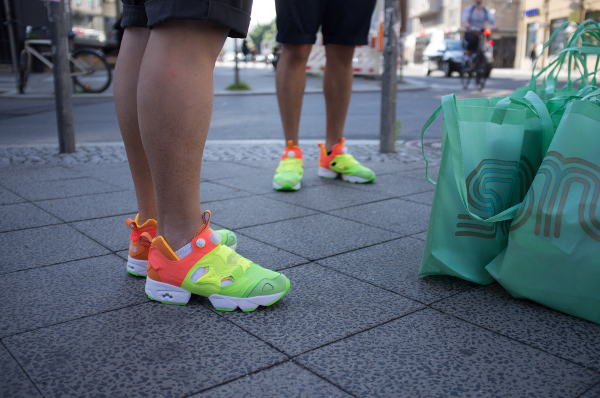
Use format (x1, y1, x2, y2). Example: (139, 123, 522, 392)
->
(516, 0, 600, 70)
(404, 0, 521, 68)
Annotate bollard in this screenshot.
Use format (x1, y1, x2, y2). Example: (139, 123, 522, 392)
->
(47, 0, 76, 153)
(379, 0, 398, 154)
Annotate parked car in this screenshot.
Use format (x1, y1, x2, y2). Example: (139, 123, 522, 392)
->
(423, 39, 493, 78)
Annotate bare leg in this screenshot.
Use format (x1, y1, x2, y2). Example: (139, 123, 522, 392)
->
(323, 44, 355, 152)
(113, 27, 155, 223)
(275, 43, 312, 146)
(137, 20, 228, 251)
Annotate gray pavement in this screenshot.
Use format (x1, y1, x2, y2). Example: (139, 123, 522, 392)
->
(1, 64, 600, 398)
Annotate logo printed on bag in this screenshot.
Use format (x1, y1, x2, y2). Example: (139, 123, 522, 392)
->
(511, 151, 600, 242)
(456, 156, 535, 238)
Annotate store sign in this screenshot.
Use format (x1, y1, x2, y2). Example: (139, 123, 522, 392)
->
(524, 8, 539, 17)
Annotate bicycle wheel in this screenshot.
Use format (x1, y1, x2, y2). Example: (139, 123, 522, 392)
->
(18, 50, 29, 94)
(460, 62, 471, 90)
(70, 49, 111, 93)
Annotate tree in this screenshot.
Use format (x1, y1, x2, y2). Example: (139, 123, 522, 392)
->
(248, 20, 277, 54)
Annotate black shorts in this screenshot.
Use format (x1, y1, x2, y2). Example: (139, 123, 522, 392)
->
(464, 31, 479, 52)
(275, 0, 377, 46)
(121, 0, 252, 38)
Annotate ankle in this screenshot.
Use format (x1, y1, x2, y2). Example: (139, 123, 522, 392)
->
(158, 219, 203, 252)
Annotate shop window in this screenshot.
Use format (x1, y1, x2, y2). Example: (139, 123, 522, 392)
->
(549, 17, 568, 56)
(526, 22, 538, 58)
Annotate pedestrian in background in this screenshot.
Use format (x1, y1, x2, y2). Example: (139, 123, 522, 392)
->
(530, 42, 537, 70)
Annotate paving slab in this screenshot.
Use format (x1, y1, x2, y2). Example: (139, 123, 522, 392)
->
(239, 214, 400, 260)
(216, 173, 280, 195)
(1, 177, 123, 201)
(432, 284, 600, 372)
(0, 202, 62, 232)
(217, 165, 349, 195)
(329, 198, 431, 235)
(215, 263, 423, 356)
(193, 361, 351, 398)
(65, 162, 134, 190)
(397, 165, 441, 181)
(70, 212, 137, 252)
(231, 159, 279, 170)
(233, 233, 309, 271)
(266, 183, 393, 212)
(0, 255, 147, 337)
(296, 309, 600, 398)
(34, 190, 138, 222)
(0, 224, 111, 274)
(401, 190, 434, 206)
(0, 187, 25, 205)
(582, 384, 600, 398)
(200, 181, 252, 203)
(0, 344, 41, 398)
(202, 196, 318, 229)
(317, 237, 475, 304)
(351, 161, 425, 176)
(411, 231, 428, 241)
(200, 161, 264, 181)
(345, 173, 435, 197)
(3, 302, 286, 398)
(0, 165, 82, 183)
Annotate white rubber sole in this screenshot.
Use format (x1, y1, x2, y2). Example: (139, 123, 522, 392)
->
(145, 278, 191, 304)
(126, 256, 148, 276)
(273, 180, 301, 190)
(145, 277, 285, 311)
(318, 167, 370, 183)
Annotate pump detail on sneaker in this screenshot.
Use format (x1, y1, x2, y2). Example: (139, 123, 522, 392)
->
(126, 215, 238, 277)
(318, 138, 375, 183)
(144, 210, 290, 311)
(273, 140, 303, 190)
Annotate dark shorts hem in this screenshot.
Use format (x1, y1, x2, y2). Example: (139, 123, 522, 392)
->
(121, 4, 148, 28)
(276, 33, 317, 44)
(323, 35, 368, 46)
(121, 0, 251, 38)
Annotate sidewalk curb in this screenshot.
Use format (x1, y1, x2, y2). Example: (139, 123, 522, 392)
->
(0, 82, 430, 99)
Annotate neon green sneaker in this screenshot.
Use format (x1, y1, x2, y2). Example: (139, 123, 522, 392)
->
(273, 140, 304, 190)
(317, 138, 375, 183)
(144, 210, 290, 311)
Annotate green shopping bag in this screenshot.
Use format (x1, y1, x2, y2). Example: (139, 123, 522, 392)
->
(487, 97, 600, 324)
(512, 20, 600, 100)
(419, 92, 553, 284)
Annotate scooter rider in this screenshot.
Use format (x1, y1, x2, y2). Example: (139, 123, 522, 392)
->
(462, 0, 496, 58)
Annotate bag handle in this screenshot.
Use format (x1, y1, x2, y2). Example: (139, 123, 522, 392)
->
(420, 105, 442, 186)
(441, 91, 553, 223)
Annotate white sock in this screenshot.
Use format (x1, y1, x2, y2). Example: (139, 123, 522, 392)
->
(175, 241, 192, 259)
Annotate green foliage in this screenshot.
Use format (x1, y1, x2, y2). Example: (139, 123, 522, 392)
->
(226, 81, 251, 91)
(248, 19, 277, 51)
(395, 120, 403, 143)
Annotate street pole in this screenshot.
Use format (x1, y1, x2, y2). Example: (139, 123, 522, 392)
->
(47, 0, 76, 153)
(379, 0, 398, 153)
(234, 38, 240, 84)
(3, 0, 19, 84)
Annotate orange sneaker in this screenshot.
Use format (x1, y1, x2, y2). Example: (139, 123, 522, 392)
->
(125, 215, 238, 277)
(125, 215, 157, 276)
(143, 210, 290, 311)
(318, 138, 375, 183)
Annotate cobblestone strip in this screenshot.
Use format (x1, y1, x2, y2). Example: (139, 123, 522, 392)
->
(0, 140, 442, 166)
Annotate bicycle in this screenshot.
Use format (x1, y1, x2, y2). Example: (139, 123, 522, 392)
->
(7, 21, 112, 94)
(460, 27, 492, 91)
